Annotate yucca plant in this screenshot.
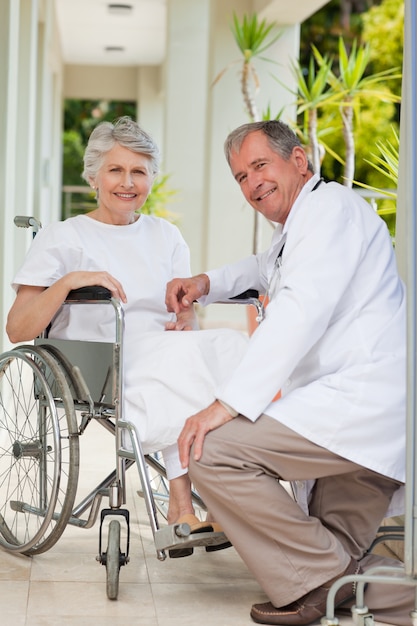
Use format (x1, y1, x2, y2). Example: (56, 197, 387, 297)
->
(214, 13, 282, 123)
(313, 38, 401, 186)
(213, 13, 281, 253)
(352, 127, 399, 240)
(353, 127, 399, 200)
(365, 128, 399, 195)
(290, 54, 341, 175)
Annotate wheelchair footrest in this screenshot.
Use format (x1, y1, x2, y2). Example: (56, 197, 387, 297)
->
(154, 523, 228, 552)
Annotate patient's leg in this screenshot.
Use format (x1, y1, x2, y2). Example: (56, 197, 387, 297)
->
(162, 443, 194, 523)
(167, 473, 194, 524)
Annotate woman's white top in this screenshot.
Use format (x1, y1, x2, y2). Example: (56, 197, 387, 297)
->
(12, 214, 248, 454)
(202, 175, 406, 486)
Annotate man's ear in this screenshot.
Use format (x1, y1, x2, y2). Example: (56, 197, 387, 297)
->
(292, 146, 309, 174)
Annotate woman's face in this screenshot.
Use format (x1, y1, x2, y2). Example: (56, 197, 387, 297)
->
(93, 144, 154, 224)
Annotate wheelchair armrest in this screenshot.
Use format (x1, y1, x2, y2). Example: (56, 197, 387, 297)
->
(216, 289, 260, 305)
(229, 289, 259, 302)
(65, 286, 112, 302)
(214, 289, 264, 323)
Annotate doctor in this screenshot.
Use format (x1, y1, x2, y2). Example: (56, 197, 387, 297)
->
(165, 120, 408, 625)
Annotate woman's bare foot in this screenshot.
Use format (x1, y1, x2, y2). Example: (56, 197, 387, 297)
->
(167, 473, 195, 524)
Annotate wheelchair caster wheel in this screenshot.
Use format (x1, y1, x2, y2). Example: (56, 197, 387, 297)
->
(106, 520, 121, 600)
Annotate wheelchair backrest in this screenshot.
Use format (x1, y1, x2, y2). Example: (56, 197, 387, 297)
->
(35, 338, 116, 406)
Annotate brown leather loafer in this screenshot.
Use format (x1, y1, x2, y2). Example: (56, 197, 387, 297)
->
(250, 557, 361, 625)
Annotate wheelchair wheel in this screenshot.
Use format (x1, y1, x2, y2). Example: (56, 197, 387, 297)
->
(106, 519, 121, 600)
(0, 345, 79, 554)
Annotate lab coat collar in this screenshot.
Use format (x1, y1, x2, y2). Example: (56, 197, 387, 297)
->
(268, 173, 321, 253)
(282, 173, 322, 235)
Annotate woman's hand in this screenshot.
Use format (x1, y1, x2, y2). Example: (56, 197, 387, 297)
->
(6, 271, 126, 343)
(165, 308, 199, 331)
(66, 271, 127, 303)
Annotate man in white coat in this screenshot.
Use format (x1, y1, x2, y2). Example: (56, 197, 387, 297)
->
(165, 120, 409, 625)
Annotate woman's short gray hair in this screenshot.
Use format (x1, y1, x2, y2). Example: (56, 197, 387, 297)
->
(224, 120, 314, 173)
(82, 116, 161, 183)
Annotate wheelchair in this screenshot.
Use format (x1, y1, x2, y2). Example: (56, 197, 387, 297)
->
(0, 216, 263, 600)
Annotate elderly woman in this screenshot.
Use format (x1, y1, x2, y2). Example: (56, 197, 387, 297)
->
(6, 116, 248, 539)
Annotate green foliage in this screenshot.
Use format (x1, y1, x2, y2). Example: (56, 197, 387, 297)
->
(318, 93, 397, 184)
(62, 130, 85, 185)
(293, 53, 334, 111)
(141, 174, 179, 223)
(298, 0, 403, 191)
(353, 126, 399, 237)
(362, 0, 404, 72)
(311, 36, 401, 184)
(64, 100, 137, 145)
(328, 37, 401, 100)
(365, 127, 399, 190)
(299, 0, 382, 68)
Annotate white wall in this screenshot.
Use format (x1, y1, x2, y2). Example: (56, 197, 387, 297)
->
(0, 0, 64, 352)
(64, 65, 139, 101)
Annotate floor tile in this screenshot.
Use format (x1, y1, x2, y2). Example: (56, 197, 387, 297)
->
(0, 581, 29, 625)
(0, 548, 32, 580)
(26, 581, 155, 618)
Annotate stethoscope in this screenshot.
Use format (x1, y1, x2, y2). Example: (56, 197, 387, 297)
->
(257, 177, 325, 322)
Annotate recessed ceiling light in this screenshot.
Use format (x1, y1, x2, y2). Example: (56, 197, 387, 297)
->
(107, 3, 133, 15)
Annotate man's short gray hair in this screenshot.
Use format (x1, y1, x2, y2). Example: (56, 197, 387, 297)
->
(224, 120, 314, 173)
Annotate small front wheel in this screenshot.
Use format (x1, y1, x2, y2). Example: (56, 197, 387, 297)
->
(106, 520, 121, 600)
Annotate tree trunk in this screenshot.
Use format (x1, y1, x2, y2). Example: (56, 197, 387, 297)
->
(241, 61, 259, 122)
(308, 108, 321, 175)
(241, 59, 262, 253)
(340, 0, 353, 32)
(341, 102, 355, 187)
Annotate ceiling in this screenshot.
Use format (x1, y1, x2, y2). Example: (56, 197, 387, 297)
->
(55, 0, 329, 68)
(55, 0, 167, 66)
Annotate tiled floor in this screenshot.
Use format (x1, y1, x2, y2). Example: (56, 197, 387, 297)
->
(0, 421, 396, 626)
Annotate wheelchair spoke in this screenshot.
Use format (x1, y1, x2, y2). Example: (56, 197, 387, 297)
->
(0, 347, 79, 554)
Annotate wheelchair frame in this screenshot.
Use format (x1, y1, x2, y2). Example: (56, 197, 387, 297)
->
(1, 219, 262, 599)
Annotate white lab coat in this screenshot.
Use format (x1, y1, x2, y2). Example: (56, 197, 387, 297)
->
(201, 174, 406, 486)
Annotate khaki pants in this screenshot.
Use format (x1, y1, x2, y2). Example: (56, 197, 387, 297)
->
(189, 415, 413, 623)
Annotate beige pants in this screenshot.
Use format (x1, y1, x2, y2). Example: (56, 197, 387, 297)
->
(189, 415, 413, 624)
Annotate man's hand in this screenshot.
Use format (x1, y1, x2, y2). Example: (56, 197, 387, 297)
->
(165, 274, 210, 315)
(178, 400, 235, 469)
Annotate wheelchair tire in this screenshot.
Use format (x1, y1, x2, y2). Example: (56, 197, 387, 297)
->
(0, 345, 79, 554)
(106, 519, 121, 600)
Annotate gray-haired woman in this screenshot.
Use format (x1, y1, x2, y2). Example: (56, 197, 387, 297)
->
(7, 116, 248, 544)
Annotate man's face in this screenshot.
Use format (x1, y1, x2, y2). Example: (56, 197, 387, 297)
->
(229, 131, 311, 224)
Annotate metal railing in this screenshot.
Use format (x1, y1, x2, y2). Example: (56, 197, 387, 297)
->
(62, 185, 96, 220)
